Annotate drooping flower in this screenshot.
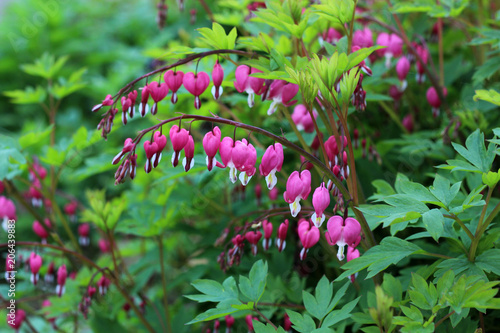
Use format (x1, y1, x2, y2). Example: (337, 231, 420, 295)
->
(147, 81, 169, 115)
(291, 104, 317, 133)
(311, 183, 330, 228)
(56, 264, 67, 297)
(29, 252, 42, 285)
(163, 70, 184, 104)
(33, 220, 49, 244)
(225, 315, 235, 332)
(262, 220, 273, 251)
(426, 86, 448, 117)
(153, 131, 168, 168)
(203, 126, 221, 171)
(415, 45, 429, 83)
(266, 80, 299, 115)
(276, 219, 289, 252)
(1, 196, 17, 231)
(283, 170, 311, 217)
(402, 114, 414, 133)
(245, 230, 262, 256)
(45, 262, 55, 284)
(64, 201, 79, 223)
(78, 223, 90, 246)
(143, 140, 158, 174)
(284, 313, 292, 331)
(98, 239, 110, 253)
(233, 139, 257, 186)
(211, 60, 224, 100)
(92, 94, 114, 112)
(319, 27, 342, 46)
(98, 275, 111, 296)
(245, 315, 259, 332)
(325, 216, 361, 261)
(7, 309, 26, 331)
(376, 33, 403, 67)
(233, 65, 265, 107)
(269, 187, 279, 201)
(112, 138, 136, 165)
(347, 246, 360, 283)
(169, 125, 189, 167)
(352, 27, 373, 48)
(139, 85, 150, 117)
(297, 219, 320, 260)
(183, 71, 210, 109)
(259, 143, 284, 190)
(396, 56, 410, 90)
(182, 135, 195, 172)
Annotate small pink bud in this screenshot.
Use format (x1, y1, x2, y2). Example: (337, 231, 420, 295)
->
(92, 94, 114, 112)
(56, 264, 67, 297)
(203, 127, 222, 171)
(396, 56, 410, 89)
(33, 220, 49, 243)
(297, 220, 320, 260)
(29, 252, 42, 285)
(245, 230, 262, 256)
(402, 114, 414, 133)
(211, 61, 224, 100)
(78, 223, 90, 246)
(182, 135, 195, 172)
(262, 220, 273, 250)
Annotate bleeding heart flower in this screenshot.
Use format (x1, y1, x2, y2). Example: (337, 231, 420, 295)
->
(7, 309, 25, 331)
(170, 125, 189, 167)
(164, 70, 184, 104)
(0, 196, 16, 231)
(211, 61, 224, 100)
(376, 33, 403, 67)
(203, 126, 221, 171)
(426, 86, 448, 117)
(325, 216, 361, 260)
(245, 230, 262, 256)
(112, 138, 136, 165)
(297, 220, 320, 260)
(182, 135, 195, 172)
(276, 219, 289, 252)
(92, 94, 114, 112)
(233, 65, 265, 107)
(33, 220, 49, 244)
(415, 45, 429, 83)
(183, 71, 210, 109)
(143, 140, 158, 174)
(233, 139, 257, 186)
(153, 131, 168, 168)
(29, 252, 42, 285)
(311, 183, 330, 228)
(347, 246, 360, 282)
(291, 104, 318, 133)
(266, 80, 299, 115)
(283, 170, 311, 217)
(396, 56, 410, 90)
(353, 27, 373, 48)
(147, 81, 169, 115)
(262, 220, 273, 250)
(78, 223, 90, 246)
(139, 85, 150, 117)
(219, 137, 238, 183)
(259, 143, 284, 190)
(56, 264, 67, 297)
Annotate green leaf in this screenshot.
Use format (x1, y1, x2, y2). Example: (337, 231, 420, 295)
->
(286, 310, 317, 333)
(475, 249, 500, 276)
(254, 321, 287, 333)
(473, 89, 500, 106)
(451, 129, 495, 173)
(186, 277, 239, 303)
(20, 53, 69, 79)
(19, 126, 53, 149)
(482, 171, 500, 187)
(429, 175, 461, 207)
(302, 276, 333, 320)
(239, 260, 268, 302)
(321, 297, 360, 328)
(422, 209, 445, 242)
(3, 86, 47, 104)
(0, 134, 26, 180)
(40, 147, 66, 166)
(185, 305, 242, 324)
(336, 237, 424, 280)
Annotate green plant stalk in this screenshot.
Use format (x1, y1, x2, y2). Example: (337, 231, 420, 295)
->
(469, 186, 495, 261)
(347, 0, 358, 54)
(50, 192, 82, 253)
(158, 237, 173, 333)
(254, 304, 277, 329)
(444, 214, 474, 240)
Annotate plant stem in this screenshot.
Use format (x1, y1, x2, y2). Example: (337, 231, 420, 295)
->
(49, 192, 82, 253)
(254, 305, 277, 329)
(435, 311, 455, 328)
(469, 186, 494, 261)
(158, 236, 173, 333)
(347, 0, 358, 54)
(258, 302, 305, 310)
(443, 214, 474, 240)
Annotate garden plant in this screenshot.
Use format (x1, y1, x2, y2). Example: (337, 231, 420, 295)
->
(1, 0, 500, 332)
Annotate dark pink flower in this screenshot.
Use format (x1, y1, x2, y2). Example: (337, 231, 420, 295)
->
(56, 264, 67, 297)
(78, 223, 90, 246)
(112, 138, 136, 165)
(183, 71, 210, 109)
(1, 196, 16, 231)
(353, 28, 373, 48)
(92, 94, 114, 112)
(203, 126, 221, 171)
(415, 45, 429, 83)
(139, 85, 150, 116)
(233, 65, 265, 107)
(298, 219, 320, 260)
(211, 61, 224, 100)
(169, 125, 189, 167)
(291, 104, 317, 133)
(259, 143, 284, 190)
(245, 230, 262, 256)
(7, 309, 25, 330)
(402, 114, 414, 133)
(182, 135, 195, 172)
(33, 220, 49, 243)
(283, 170, 311, 217)
(143, 140, 158, 174)
(311, 182, 330, 227)
(147, 81, 169, 115)
(325, 216, 361, 260)
(426, 86, 448, 117)
(29, 252, 42, 285)
(276, 219, 288, 252)
(233, 139, 257, 186)
(262, 220, 273, 251)
(266, 80, 299, 115)
(377, 33, 403, 67)
(164, 70, 184, 104)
